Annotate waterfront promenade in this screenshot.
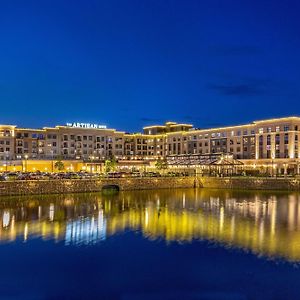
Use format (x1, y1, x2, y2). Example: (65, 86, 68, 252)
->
(0, 176, 300, 196)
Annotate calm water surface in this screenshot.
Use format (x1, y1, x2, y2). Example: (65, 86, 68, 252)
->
(1, 188, 300, 299)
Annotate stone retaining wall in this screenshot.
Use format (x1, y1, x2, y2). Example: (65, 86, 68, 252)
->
(199, 177, 300, 190)
(0, 177, 197, 196)
(1, 176, 299, 197)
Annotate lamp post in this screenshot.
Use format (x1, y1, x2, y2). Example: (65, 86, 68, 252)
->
(270, 151, 276, 177)
(4, 151, 9, 172)
(50, 150, 54, 173)
(90, 156, 95, 173)
(24, 154, 28, 172)
(271, 159, 274, 177)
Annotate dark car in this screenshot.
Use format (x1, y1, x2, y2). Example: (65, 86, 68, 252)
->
(0, 175, 7, 181)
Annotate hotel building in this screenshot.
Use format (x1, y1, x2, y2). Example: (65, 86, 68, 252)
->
(0, 116, 300, 174)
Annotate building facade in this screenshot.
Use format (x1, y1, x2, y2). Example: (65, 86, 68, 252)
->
(1, 116, 300, 174)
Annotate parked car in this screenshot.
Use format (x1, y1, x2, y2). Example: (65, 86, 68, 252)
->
(142, 172, 161, 177)
(0, 175, 7, 181)
(3, 172, 19, 181)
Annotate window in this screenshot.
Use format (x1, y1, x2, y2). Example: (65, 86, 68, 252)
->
(259, 128, 263, 134)
(276, 126, 280, 132)
(284, 133, 289, 144)
(267, 127, 272, 133)
(284, 125, 289, 132)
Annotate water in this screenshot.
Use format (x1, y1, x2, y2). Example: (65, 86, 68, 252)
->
(1, 189, 300, 299)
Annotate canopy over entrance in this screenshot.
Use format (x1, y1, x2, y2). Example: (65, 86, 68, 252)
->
(167, 153, 243, 167)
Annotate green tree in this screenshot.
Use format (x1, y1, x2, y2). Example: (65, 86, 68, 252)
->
(54, 160, 65, 171)
(155, 158, 168, 170)
(104, 157, 117, 173)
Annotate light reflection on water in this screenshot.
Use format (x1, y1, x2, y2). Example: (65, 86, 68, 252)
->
(1, 189, 300, 261)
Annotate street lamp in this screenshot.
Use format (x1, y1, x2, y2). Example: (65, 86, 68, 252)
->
(271, 153, 275, 177)
(50, 150, 54, 173)
(4, 151, 9, 172)
(24, 154, 28, 172)
(90, 156, 95, 173)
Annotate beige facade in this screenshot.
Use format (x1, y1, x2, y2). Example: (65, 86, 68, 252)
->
(1, 116, 300, 174)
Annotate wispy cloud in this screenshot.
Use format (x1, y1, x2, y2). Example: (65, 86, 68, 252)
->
(207, 78, 270, 97)
(207, 83, 264, 96)
(140, 117, 163, 123)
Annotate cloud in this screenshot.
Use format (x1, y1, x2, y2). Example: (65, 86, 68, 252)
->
(207, 83, 264, 96)
(207, 77, 271, 97)
(140, 117, 163, 123)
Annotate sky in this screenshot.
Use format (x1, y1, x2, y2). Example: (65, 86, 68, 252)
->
(0, 0, 300, 132)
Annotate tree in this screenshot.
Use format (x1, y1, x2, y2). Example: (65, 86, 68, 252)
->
(104, 157, 117, 173)
(155, 158, 168, 171)
(54, 160, 65, 171)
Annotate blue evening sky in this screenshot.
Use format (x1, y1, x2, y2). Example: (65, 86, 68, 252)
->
(0, 0, 299, 132)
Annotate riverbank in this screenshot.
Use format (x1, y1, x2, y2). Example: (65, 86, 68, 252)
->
(199, 176, 300, 191)
(0, 176, 300, 196)
(0, 177, 196, 196)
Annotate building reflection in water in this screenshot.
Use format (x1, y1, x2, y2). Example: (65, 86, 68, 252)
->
(1, 189, 300, 261)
